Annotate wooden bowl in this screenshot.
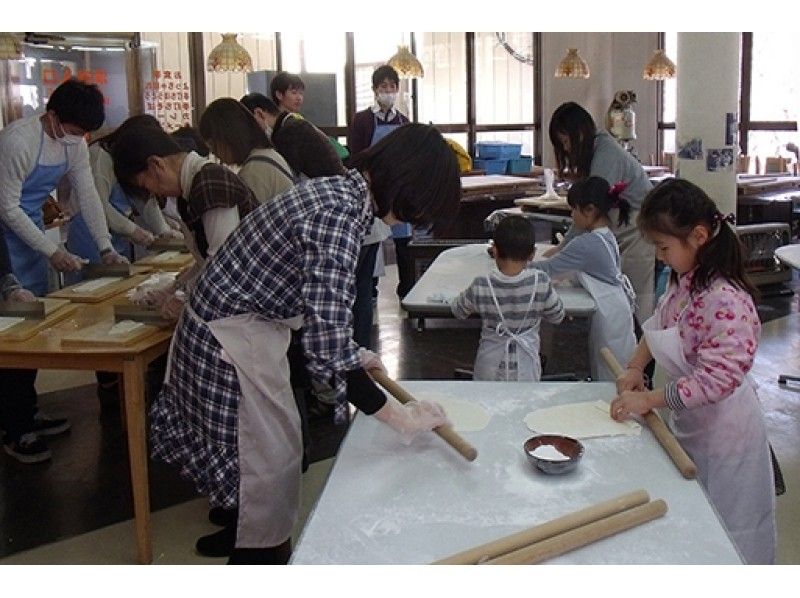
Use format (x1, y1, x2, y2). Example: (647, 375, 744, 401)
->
(524, 434, 584, 475)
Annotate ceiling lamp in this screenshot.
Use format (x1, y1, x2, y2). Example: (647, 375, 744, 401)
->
(206, 33, 253, 73)
(387, 45, 424, 79)
(555, 48, 590, 79)
(0, 33, 23, 60)
(643, 49, 676, 80)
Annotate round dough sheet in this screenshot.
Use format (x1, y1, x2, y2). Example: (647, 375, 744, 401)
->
(523, 400, 641, 439)
(426, 397, 491, 432)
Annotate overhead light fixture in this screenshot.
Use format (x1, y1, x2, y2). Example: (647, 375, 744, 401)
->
(387, 45, 424, 79)
(0, 32, 23, 60)
(555, 48, 589, 79)
(643, 49, 676, 80)
(206, 33, 253, 73)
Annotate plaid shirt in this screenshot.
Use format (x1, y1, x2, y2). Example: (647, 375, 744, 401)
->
(150, 169, 371, 506)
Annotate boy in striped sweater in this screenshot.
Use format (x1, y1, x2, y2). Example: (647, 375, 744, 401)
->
(451, 216, 565, 381)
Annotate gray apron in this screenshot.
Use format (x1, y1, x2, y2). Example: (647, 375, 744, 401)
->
(205, 310, 304, 548)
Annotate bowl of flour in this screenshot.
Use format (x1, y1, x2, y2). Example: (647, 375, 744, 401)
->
(524, 434, 584, 474)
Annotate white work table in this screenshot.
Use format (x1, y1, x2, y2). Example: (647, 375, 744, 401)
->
(401, 243, 597, 319)
(775, 243, 800, 270)
(291, 381, 741, 564)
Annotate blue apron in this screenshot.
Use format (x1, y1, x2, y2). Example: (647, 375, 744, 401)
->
(66, 181, 132, 264)
(1, 128, 68, 296)
(371, 113, 412, 239)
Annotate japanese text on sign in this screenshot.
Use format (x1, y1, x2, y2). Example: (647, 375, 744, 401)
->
(143, 70, 192, 131)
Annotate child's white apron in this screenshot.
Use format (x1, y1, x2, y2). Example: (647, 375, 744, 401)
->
(642, 302, 776, 564)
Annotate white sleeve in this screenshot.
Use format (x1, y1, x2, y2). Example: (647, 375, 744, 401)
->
(66, 143, 113, 253)
(0, 128, 59, 256)
(138, 197, 171, 236)
(201, 206, 240, 257)
(91, 147, 136, 236)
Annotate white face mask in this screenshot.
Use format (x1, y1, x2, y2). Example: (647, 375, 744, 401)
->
(265, 125, 273, 138)
(377, 92, 397, 109)
(49, 113, 84, 146)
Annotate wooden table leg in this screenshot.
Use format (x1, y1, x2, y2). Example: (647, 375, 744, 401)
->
(122, 357, 152, 564)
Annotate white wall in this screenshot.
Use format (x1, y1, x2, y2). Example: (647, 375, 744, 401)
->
(541, 32, 659, 168)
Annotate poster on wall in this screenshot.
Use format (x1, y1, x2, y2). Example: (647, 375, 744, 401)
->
(725, 113, 738, 146)
(706, 148, 734, 172)
(677, 138, 703, 160)
(143, 69, 192, 132)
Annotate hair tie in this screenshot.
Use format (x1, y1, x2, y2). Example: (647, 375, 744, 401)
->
(713, 211, 736, 226)
(608, 181, 627, 207)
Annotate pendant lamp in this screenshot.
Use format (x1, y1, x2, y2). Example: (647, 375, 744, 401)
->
(643, 49, 676, 80)
(555, 48, 589, 79)
(206, 33, 253, 73)
(387, 45, 424, 79)
(0, 33, 23, 60)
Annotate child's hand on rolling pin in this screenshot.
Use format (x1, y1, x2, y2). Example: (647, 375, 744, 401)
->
(615, 366, 645, 394)
(610, 391, 652, 422)
(374, 399, 451, 444)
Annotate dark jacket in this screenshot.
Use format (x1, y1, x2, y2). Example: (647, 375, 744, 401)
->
(346, 107, 410, 159)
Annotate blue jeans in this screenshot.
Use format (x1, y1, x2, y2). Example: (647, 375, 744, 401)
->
(352, 243, 379, 349)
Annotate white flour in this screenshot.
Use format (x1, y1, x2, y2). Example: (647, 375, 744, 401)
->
(530, 444, 570, 461)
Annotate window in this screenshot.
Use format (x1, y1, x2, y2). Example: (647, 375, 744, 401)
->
(416, 32, 467, 125)
(280, 32, 347, 127)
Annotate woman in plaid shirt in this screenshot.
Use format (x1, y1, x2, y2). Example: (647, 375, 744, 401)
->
(128, 123, 460, 564)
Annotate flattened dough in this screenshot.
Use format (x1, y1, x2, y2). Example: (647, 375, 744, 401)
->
(431, 397, 491, 432)
(524, 400, 641, 439)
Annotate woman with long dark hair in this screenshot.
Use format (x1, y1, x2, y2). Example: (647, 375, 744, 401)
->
(548, 101, 656, 321)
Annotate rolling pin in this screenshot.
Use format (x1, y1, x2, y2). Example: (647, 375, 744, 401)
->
(484, 499, 668, 565)
(600, 347, 697, 479)
(368, 369, 478, 462)
(433, 489, 650, 564)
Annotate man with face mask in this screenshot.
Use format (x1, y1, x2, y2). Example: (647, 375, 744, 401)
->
(0, 78, 127, 463)
(347, 65, 414, 301)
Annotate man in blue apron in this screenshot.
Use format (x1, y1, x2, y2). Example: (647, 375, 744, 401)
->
(0, 79, 127, 463)
(347, 65, 412, 351)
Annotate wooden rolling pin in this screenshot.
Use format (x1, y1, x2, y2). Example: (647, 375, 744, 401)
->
(368, 369, 478, 462)
(433, 489, 650, 564)
(600, 347, 697, 479)
(484, 499, 668, 564)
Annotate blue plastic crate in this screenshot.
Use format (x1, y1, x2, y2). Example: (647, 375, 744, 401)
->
(476, 142, 522, 160)
(507, 155, 533, 174)
(473, 158, 509, 175)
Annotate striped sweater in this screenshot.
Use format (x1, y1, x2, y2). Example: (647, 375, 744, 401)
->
(450, 267, 565, 334)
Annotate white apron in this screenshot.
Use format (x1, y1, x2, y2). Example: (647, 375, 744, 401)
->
(473, 273, 541, 381)
(206, 310, 305, 549)
(578, 230, 637, 381)
(643, 304, 776, 564)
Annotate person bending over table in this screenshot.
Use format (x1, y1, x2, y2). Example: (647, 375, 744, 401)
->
(112, 127, 259, 320)
(143, 123, 460, 565)
(547, 102, 656, 322)
(0, 79, 128, 464)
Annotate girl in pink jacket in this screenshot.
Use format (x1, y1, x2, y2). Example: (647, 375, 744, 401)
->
(611, 178, 776, 564)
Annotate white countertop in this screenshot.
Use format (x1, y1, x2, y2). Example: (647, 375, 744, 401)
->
(291, 381, 741, 564)
(401, 243, 596, 317)
(775, 244, 800, 270)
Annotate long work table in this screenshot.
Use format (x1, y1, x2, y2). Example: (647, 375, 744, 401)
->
(0, 257, 192, 564)
(401, 243, 596, 322)
(291, 380, 741, 564)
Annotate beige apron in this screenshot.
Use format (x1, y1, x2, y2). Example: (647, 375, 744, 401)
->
(613, 213, 655, 322)
(206, 311, 304, 549)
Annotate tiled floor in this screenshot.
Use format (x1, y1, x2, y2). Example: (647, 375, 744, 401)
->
(1, 247, 798, 565)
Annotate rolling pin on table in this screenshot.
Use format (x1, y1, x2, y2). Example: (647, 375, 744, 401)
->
(601, 347, 697, 479)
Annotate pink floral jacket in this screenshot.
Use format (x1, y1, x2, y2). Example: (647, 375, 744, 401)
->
(657, 269, 759, 408)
